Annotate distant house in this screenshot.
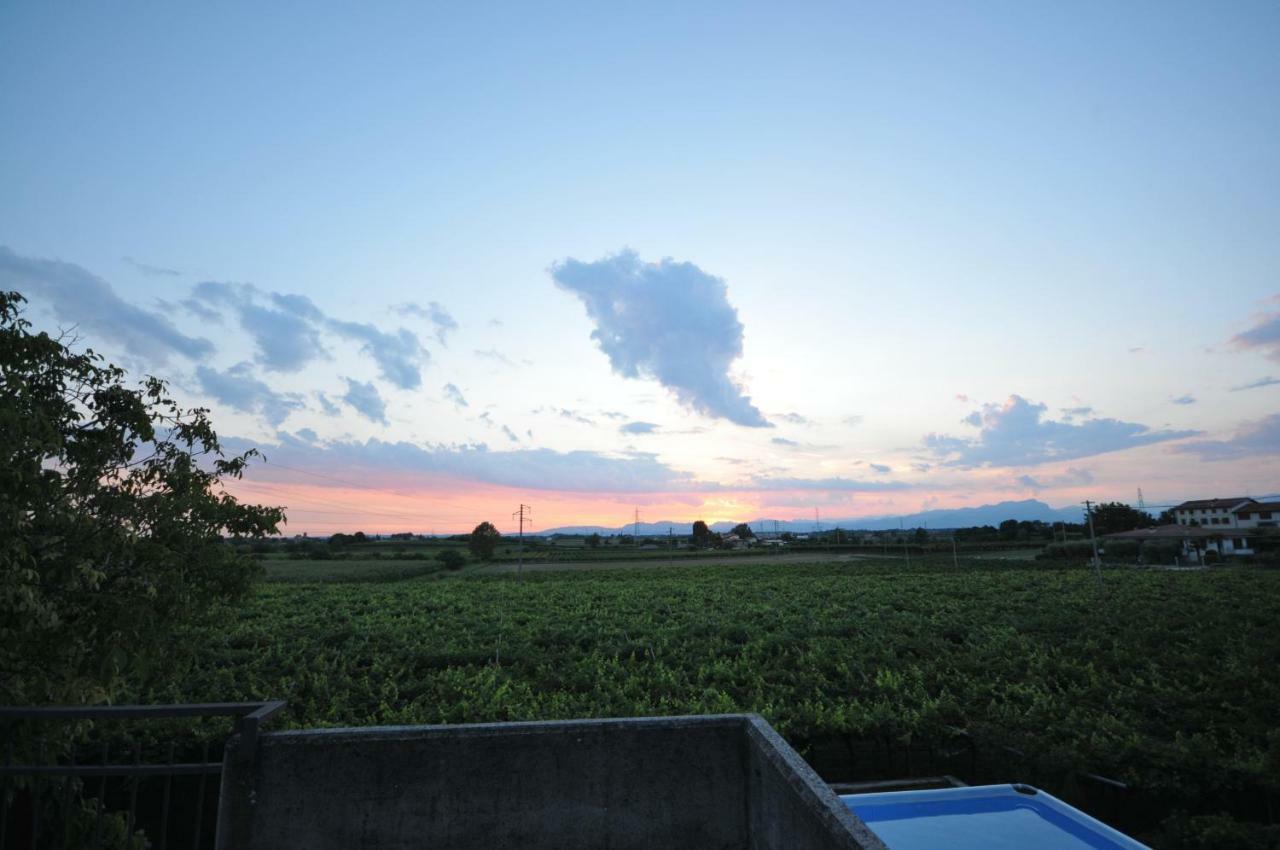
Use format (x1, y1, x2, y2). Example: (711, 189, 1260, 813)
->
(1171, 497, 1256, 529)
(1104, 524, 1255, 561)
(1234, 501, 1280, 529)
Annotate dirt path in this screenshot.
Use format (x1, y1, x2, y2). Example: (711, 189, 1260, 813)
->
(474, 552, 877, 574)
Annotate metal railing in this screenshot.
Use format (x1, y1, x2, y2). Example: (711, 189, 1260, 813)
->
(0, 701, 285, 850)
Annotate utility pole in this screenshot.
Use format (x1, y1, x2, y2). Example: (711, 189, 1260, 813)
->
(1083, 500, 1103, 588)
(634, 508, 641, 547)
(951, 536, 959, 569)
(512, 504, 531, 580)
(901, 518, 910, 566)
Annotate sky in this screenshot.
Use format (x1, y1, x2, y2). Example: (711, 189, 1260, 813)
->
(2, 2, 1278, 534)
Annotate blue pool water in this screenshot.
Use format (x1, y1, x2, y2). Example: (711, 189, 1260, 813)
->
(840, 784, 1150, 850)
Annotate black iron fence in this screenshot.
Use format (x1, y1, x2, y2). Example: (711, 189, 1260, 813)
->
(0, 701, 285, 850)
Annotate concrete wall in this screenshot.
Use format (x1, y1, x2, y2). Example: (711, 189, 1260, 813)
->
(216, 714, 886, 850)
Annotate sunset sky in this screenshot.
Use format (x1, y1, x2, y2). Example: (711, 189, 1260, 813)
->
(2, 2, 1278, 534)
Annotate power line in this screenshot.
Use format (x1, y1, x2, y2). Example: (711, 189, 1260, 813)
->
(512, 504, 531, 580)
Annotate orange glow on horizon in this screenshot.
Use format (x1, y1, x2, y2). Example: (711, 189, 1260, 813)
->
(220, 469, 1083, 535)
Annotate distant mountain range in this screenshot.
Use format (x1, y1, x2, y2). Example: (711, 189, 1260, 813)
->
(539, 499, 1088, 536)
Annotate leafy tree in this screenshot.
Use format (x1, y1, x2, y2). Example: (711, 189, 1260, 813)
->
(0, 291, 284, 705)
(730, 523, 755, 539)
(585, 533, 601, 549)
(468, 521, 501, 560)
(1088, 502, 1155, 536)
(691, 520, 713, 548)
(913, 527, 929, 544)
(998, 519, 1020, 540)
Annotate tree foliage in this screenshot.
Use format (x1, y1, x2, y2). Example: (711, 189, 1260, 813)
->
(468, 521, 501, 560)
(0, 291, 284, 704)
(1088, 502, 1155, 536)
(691, 520, 713, 547)
(730, 523, 754, 539)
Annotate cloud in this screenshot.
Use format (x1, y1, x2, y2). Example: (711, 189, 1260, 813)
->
(443, 383, 468, 408)
(179, 297, 222, 323)
(1060, 406, 1095, 420)
(540, 407, 594, 426)
(501, 425, 520, 443)
(1231, 297, 1280, 362)
(122, 256, 181, 277)
(1171, 394, 1196, 405)
(474, 348, 513, 366)
(341, 378, 389, 425)
(776, 412, 811, 425)
(551, 249, 769, 427)
(925, 395, 1198, 467)
(328, 318, 428, 389)
(620, 421, 659, 435)
(771, 437, 800, 447)
(1, 246, 214, 364)
(1231, 376, 1280, 392)
(842, 415, 864, 427)
(746, 476, 911, 492)
(315, 392, 340, 416)
(399, 301, 458, 346)
(868, 463, 892, 474)
(1014, 467, 1094, 492)
(195, 363, 304, 426)
(192, 282, 428, 385)
(230, 436, 697, 494)
(193, 282, 326, 372)
(1172, 414, 1280, 462)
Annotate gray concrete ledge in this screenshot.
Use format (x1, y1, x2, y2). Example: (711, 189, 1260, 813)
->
(217, 713, 887, 850)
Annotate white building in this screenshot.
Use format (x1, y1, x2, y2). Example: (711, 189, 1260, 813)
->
(1172, 497, 1256, 529)
(1234, 501, 1280, 529)
(1103, 525, 1255, 560)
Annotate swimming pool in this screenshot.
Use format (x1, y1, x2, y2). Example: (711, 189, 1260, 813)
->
(840, 784, 1151, 850)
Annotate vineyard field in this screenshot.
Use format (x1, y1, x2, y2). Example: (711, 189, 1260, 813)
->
(147, 560, 1280, 847)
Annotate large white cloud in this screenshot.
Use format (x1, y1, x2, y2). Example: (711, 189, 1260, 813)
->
(551, 250, 769, 427)
(1, 245, 213, 364)
(925, 395, 1197, 468)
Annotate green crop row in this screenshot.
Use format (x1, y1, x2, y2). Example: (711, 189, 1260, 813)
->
(138, 561, 1280, 848)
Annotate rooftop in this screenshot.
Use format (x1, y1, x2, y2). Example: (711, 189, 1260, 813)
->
(1173, 498, 1255, 511)
(1235, 501, 1280, 514)
(1103, 524, 1240, 540)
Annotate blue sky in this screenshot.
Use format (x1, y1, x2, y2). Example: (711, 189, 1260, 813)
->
(2, 2, 1277, 532)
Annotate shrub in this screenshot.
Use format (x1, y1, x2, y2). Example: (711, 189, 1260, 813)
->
(436, 550, 466, 570)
